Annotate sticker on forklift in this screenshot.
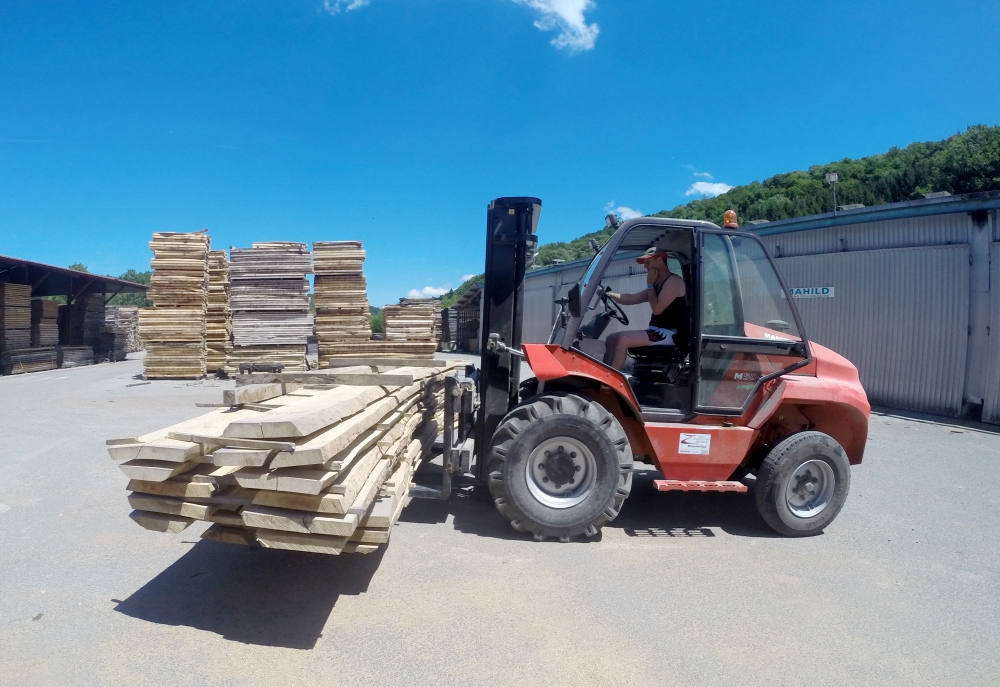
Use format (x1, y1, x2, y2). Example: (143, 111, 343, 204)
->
(678, 433, 711, 455)
(790, 286, 834, 298)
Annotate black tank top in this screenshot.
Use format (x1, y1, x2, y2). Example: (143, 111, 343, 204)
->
(649, 277, 690, 343)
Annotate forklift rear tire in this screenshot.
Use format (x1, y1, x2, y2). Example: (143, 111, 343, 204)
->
(486, 393, 633, 541)
(754, 431, 851, 537)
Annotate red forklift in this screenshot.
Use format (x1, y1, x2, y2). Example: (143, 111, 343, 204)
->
(414, 197, 870, 540)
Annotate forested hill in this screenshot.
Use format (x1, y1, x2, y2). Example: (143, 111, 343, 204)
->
(532, 125, 1000, 268)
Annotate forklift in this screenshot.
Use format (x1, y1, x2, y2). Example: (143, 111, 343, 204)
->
(413, 197, 870, 540)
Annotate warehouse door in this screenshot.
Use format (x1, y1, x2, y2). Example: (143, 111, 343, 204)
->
(983, 243, 1000, 424)
(775, 245, 970, 417)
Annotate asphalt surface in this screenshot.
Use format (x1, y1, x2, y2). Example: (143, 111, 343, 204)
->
(1, 355, 999, 686)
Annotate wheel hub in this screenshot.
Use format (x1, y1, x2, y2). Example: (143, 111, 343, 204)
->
(526, 437, 597, 509)
(784, 458, 835, 518)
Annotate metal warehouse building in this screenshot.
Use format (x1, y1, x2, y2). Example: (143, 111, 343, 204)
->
(520, 191, 1000, 425)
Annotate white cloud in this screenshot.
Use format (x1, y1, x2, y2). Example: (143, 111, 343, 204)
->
(460, 274, 477, 283)
(320, 1, 599, 52)
(321, 0, 370, 14)
(693, 171, 712, 179)
(686, 181, 733, 198)
(407, 286, 450, 298)
(604, 201, 643, 220)
(511, 0, 599, 52)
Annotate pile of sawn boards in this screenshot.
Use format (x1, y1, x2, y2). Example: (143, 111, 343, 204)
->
(206, 250, 232, 372)
(313, 241, 373, 365)
(108, 360, 460, 554)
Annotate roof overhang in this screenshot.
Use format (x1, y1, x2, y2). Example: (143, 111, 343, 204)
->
(0, 254, 147, 300)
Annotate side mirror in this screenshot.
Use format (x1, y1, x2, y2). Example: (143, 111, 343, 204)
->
(588, 238, 600, 254)
(605, 213, 620, 229)
(568, 284, 582, 319)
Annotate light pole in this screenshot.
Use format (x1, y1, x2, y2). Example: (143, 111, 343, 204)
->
(825, 172, 839, 216)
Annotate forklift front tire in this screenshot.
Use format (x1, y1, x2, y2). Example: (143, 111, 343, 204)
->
(754, 431, 851, 537)
(486, 393, 633, 541)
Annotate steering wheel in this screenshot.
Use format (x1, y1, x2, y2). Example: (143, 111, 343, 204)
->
(599, 286, 629, 326)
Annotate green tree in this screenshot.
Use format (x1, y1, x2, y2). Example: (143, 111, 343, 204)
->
(108, 269, 153, 307)
(68, 263, 89, 272)
(369, 306, 384, 334)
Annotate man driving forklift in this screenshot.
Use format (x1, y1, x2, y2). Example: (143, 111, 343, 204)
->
(601, 246, 690, 370)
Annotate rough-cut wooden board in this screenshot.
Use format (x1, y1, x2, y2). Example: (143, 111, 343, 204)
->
(306, 511, 360, 537)
(255, 528, 348, 555)
(223, 383, 285, 406)
(325, 357, 453, 368)
(211, 447, 273, 467)
(126, 479, 217, 499)
(347, 456, 393, 517)
(269, 397, 397, 468)
(119, 458, 200, 482)
(129, 509, 195, 533)
(128, 493, 213, 520)
(201, 524, 256, 545)
(241, 505, 311, 533)
(223, 385, 386, 439)
(107, 438, 201, 463)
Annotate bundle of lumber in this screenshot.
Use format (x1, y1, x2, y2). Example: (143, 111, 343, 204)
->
(206, 250, 232, 372)
(31, 299, 60, 348)
(313, 241, 373, 366)
(60, 345, 95, 368)
(108, 361, 462, 554)
(0, 283, 32, 353)
(102, 306, 141, 361)
(228, 243, 312, 373)
(366, 297, 438, 358)
(141, 231, 210, 379)
(1, 347, 58, 375)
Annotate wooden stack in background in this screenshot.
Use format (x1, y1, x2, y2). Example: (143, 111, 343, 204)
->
(375, 298, 438, 358)
(313, 242, 373, 367)
(228, 243, 312, 373)
(2, 348, 58, 375)
(102, 306, 141, 361)
(31, 299, 60, 348)
(140, 231, 210, 379)
(0, 283, 32, 354)
(108, 361, 460, 554)
(206, 250, 232, 372)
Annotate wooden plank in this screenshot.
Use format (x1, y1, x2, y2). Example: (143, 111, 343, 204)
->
(168, 433, 296, 453)
(324, 357, 452, 368)
(327, 442, 385, 497)
(233, 467, 278, 491)
(274, 467, 340, 495)
(222, 385, 386, 439)
(207, 510, 246, 528)
(240, 505, 311, 533)
(223, 383, 285, 406)
(126, 479, 217, 499)
(127, 493, 213, 520)
(211, 447, 273, 467)
(347, 457, 393, 517)
(129, 510, 195, 533)
(269, 396, 397, 468)
(255, 529, 348, 555)
(119, 458, 200, 482)
(306, 511, 360, 537)
(107, 438, 201, 463)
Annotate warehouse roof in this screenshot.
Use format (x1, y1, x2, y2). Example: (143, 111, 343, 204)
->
(749, 190, 1000, 237)
(0, 254, 147, 299)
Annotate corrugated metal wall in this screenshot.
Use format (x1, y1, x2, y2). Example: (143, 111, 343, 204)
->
(758, 213, 973, 258)
(776, 245, 970, 416)
(984, 242, 1000, 423)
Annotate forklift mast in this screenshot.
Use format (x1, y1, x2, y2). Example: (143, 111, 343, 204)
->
(474, 197, 541, 479)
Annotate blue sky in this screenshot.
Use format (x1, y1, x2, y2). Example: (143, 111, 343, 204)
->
(1, 0, 998, 306)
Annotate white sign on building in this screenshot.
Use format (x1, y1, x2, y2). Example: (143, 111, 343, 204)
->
(790, 286, 835, 298)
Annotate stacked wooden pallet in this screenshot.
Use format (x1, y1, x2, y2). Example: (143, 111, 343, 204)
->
(206, 250, 232, 371)
(228, 243, 312, 373)
(1, 347, 58, 375)
(378, 298, 438, 358)
(0, 283, 32, 353)
(31, 299, 60, 348)
(60, 346, 95, 368)
(108, 361, 461, 554)
(313, 242, 373, 366)
(140, 231, 210, 379)
(102, 306, 141, 361)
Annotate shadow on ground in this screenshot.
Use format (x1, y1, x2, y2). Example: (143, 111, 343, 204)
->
(404, 463, 779, 541)
(114, 540, 385, 649)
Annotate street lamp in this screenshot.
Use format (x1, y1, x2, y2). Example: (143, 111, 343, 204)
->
(825, 173, 839, 216)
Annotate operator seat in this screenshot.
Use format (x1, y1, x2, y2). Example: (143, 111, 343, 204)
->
(627, 343, 689, 385)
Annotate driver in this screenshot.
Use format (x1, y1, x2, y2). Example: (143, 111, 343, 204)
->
(602, 247, 689, 370)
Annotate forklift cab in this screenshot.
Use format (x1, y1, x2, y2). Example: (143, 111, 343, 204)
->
(553, 218, 811, 420)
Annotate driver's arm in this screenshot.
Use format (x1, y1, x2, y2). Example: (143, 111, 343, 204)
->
(605, 288, 649, 306)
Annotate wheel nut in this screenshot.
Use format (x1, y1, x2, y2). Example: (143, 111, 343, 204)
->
(558, 446, 564, 452)
(544, 451, 550, 457)
(542, 477, 549, 483)
(570, 452, 576, 458)
(538, 463, 545, 469)
(575, 465, 581, 472)
(569, 478, 575, 484)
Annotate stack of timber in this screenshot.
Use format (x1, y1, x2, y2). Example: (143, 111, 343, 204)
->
(1, 347, 58, 375)
(441, 308, 459, 351)
(60, 345, 96, 368)
(102, 306, 141, 361)
(313, 241, 374, 366)
(228, 243, 312, 373)
(59, 293, 105, 351)
(370, 298, 438, 358)
(30, 299, 60, 348)
(108, 360, 462, 554)
(140, 231, 210, 379)
(0, 283, 32, 353)
(206, 250, 232, 372)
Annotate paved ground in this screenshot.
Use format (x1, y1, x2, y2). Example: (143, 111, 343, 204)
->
(1, 355, 999, 686)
